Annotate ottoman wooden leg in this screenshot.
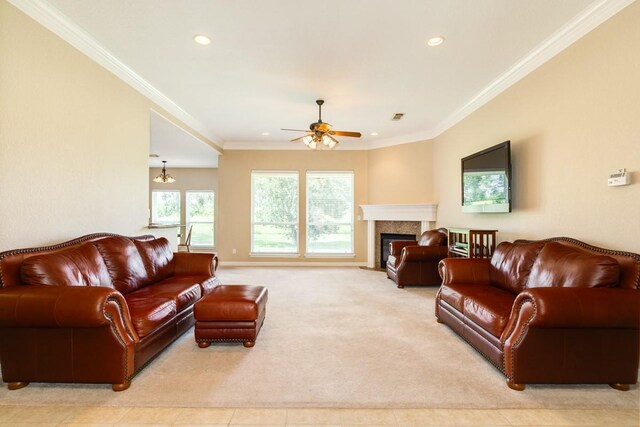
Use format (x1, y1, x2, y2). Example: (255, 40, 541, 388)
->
(198, 341, 211, 348)
(243, 341, 255, 348)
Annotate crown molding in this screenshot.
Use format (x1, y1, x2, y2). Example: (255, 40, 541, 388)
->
(9, 0, 222, 146)
(367, 130, 437, 150)
(427, 0, 635, 139)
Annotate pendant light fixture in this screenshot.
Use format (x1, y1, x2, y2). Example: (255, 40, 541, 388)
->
(153, 161, 176, 183)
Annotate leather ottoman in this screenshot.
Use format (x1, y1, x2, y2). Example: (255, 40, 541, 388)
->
(194, 285, 268, 348)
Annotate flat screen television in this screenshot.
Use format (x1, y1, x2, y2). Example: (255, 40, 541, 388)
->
(461, 141, 511, 213)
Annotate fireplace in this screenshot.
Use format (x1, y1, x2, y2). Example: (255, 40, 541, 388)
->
(380, 233, 416, 269)
(360, 204, 438, 269)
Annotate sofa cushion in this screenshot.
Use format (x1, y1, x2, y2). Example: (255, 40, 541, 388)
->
(127, 277, 203, 312)
(463, 289, 515, 338)
(439, 283, 515, 338)
(134, 238, 175, 284)
(490, 241, 545, 294)
(419, 230, 447, 246)
(527, 242, 620, 289)
(20, 243, 113, 288)
(124, 295, 176, 338)
(439, 283, 469, 312)
(92, 236, 149, 294)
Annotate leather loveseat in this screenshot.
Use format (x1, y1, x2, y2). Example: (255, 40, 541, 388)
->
(0, 233, 219, 391)
(436, 237, 640, 390)
(386, 228, 449, 288)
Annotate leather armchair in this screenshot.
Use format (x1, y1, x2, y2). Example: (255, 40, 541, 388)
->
(386, 228, 448, 288)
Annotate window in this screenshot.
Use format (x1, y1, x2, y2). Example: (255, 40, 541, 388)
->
(186, 191, 214, 247)
(151, 190, 180, 224)
(306, 171, 354, 255)
(251, 171, 299, 254)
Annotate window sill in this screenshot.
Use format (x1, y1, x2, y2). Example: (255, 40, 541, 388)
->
(305, 253, 356, 258)
(250, 252, 301, 258)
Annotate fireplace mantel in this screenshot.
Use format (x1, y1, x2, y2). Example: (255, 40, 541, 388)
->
(359, 203, 438, 268)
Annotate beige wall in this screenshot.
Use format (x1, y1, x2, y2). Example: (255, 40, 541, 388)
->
(217, 150, 368, 262)
(4, 0, 639, 258)
(367, 140, 435, 204)
(148, 167, 218, 247)
(0, 1, 217, 251)
(432, 1, 640, 252)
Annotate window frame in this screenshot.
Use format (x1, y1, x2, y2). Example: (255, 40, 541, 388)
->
(185, 190, 215, 248)
(305, 170, 355, 257)
(151, 190, 181, 225)
(250, 170, 300, 256)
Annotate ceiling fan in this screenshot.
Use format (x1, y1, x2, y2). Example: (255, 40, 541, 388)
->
(281, 100, 361, 149)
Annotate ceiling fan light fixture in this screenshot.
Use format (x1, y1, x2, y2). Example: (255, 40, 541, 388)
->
(322, 135, 332, 146)
(308, 140, 317, 150)
(303, 135, 313, 145)
(153, 161, 176, 183)
(327, 139, 337, 149)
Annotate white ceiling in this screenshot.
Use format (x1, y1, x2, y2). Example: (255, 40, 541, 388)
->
(15, 0, 629, 162)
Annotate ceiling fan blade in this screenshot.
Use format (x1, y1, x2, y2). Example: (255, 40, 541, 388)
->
(331, 130, 362, 138)
(281, 128, 310, 132)
(290, 134, 310, 143)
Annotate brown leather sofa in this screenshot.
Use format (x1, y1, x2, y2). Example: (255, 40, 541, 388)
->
(386, 228, 449, 288)
(0, 233, 219, 391)
(436, 237, 640, 390)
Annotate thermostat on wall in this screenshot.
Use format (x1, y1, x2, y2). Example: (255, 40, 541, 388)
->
(608, 168, 630, 186)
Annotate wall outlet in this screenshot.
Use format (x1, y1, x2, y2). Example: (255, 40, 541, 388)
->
(232, 248, 237, 254)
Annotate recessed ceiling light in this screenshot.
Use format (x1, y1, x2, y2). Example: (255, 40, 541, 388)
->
(370, 132, 378, 136)
(427, 36, 445, 47)
(193, 34, 211, 45)
(261, 132, 270, 136)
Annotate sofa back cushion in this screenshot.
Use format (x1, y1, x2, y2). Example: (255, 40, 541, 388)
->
(134, 238, 175, 284)
(527, 242, 620, 288)
(490, 241, 545, 294)
(92, 236, 148, 294)
(418, 230, 447, 246)
(21, 243, 113, 288)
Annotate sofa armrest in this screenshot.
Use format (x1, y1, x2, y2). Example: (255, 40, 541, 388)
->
(173, 252, 218, 276)
(402, 245, 448, 262)
(389, 240, 417, 256)
(438, 258, 492, 285)
(0, 286, 138, 341)
(509, 287, 640, 331)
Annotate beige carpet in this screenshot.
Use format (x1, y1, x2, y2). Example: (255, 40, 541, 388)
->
(1, 267, 638, 409)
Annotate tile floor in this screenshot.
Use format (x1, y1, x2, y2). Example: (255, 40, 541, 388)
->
(0, 406, 637, 427)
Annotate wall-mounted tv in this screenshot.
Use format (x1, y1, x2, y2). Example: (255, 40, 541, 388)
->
(461, 141, 511, 213)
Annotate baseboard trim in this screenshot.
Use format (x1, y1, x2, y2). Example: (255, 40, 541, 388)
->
(220, 261, 368, 267)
